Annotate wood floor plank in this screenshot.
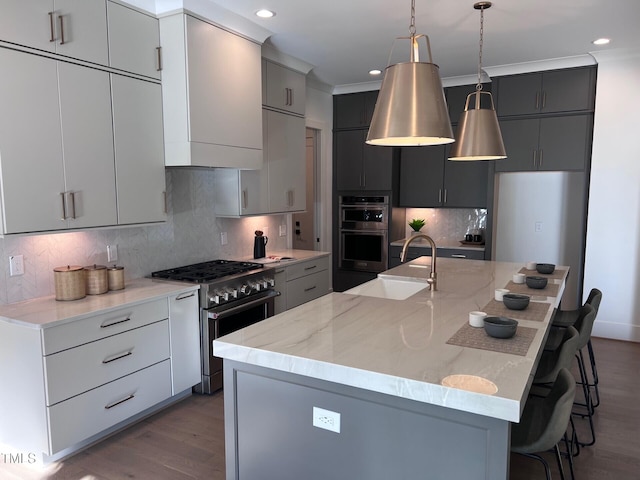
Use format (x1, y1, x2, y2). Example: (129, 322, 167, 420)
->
(1, 338, 638, 479)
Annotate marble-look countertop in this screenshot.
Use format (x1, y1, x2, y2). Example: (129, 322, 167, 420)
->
(237, 249, 330, 266)
(390, 239, 485, 252)
(214, 257, 568, 422)
(0, 278, 199, 329)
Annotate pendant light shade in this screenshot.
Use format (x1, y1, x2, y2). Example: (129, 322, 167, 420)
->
(366, 61, 454, 146)
(448, 90, 506, 160)
(366, 0, 453, 147)
(448, 2, 507, 161)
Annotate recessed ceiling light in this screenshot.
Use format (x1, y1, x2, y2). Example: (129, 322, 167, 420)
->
(255, 9, 275, 18)
(369, 69, 382, 76)
(592, 38, 610, 46)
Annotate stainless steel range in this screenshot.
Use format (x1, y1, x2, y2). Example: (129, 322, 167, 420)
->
(152, 260, 278, 394)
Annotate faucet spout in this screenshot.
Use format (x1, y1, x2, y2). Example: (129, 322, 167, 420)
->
(400, 234, 437, 291)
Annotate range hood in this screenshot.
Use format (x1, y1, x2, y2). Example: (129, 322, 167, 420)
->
(159, 12, 265, 169)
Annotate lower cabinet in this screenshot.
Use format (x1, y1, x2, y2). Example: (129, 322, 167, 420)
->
(388, 245, 485, 268)
(273, 256, 330, 314)
(0, 288, 199, 461)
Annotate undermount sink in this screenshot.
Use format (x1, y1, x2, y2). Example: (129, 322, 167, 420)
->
(343, 277, 429, 300)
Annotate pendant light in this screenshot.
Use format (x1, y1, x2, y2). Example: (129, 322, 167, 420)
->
(448, 2, 506, 160)
(366, 0, 454, 146)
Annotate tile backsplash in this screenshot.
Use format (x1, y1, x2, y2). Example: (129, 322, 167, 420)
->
(0, 168, 288, 305)
(403, 208, 487, 246)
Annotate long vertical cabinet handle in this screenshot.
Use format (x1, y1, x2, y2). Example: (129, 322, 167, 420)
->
(60, 192, 67, 220)
(156, 46, 162, 71)
(443, 189, 447, 204)
(163, 191, 168, 214)
(532, 150, 537, 169)
(58, 15, 65, 44)
(438, 189, 442, 203)
(242, 189, 248, 210)
(69, 192, 76, 219)
(535, 92, 540, 110)
(289, 88, 294, 106)
(48, 12, 56, 42)
(539, 150, 543, 168)
(541, 92, 546, 110)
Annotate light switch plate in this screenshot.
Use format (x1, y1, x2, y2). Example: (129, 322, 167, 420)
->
(9, 255, 24, 276)
(107, 244, 118, 263)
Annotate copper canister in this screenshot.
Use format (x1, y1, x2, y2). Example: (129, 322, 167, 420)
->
(54, 265, 86, 301)
(107, 265, 125, 291)
(84, 264, 108, 295)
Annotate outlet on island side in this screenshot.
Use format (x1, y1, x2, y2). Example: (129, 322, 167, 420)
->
(312, 406, 341, 433)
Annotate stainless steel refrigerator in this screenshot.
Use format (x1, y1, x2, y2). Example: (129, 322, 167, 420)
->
(492, 171, 588, 309)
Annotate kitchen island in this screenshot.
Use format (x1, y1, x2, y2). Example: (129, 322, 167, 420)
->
(213, 258, 568, 479)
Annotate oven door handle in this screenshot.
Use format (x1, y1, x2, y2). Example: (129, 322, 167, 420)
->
(339, 228, 387, 234)
(208, 290, 280, 320)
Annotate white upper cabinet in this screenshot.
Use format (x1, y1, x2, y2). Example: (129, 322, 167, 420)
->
(0, 0, 109, 66)
(0, 48, 117, 234)
(160, 13, 263, 169)
(263, 59, 306, 116)
(107, 1, 161, 79)
(111, 75, 166, 225)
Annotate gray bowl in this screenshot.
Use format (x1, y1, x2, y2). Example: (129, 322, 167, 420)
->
(484, 316, 518, 339)
(536, 263, 556, 274)
(526, 275, 548, 289)
(502, 293, 530, 310)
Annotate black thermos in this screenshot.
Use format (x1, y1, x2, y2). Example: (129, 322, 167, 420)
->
(253, 230, 268, 259)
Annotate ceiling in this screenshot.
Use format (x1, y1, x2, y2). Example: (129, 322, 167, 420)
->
(203, 0, 640, 89)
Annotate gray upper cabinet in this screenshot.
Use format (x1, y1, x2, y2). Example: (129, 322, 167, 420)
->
(496, 67, 596, 117)
(262, 59, 306, 116)
(399, 146, 489, 208)
(496, 115, 593, 172)
(0, 0, 109, 66)
(334, 91, 379, 129)
(107, 1, 161, 80)
(335, 130, 394, 191)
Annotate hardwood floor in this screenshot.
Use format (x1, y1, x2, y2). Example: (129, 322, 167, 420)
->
(2, 337, 639, 479)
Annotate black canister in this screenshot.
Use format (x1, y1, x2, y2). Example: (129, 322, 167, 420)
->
(253, 230, 268, 259)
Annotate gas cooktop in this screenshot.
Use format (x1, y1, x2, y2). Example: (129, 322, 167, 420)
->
(151, 260, 265, 283)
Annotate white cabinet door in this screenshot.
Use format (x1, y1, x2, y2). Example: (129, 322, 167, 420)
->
(169, 290, 201, 394)
(0, 1, 56, 54)
(266, 110, 306, 212)
(264, 60, 306, 116)
(185, 16, 262, 151)
(0, 48, 66, 234)
(58, 61, 117, 228)
(53, 0, 109, 65)
(111, 74, 166, 225)
(107, 1, 160, 79)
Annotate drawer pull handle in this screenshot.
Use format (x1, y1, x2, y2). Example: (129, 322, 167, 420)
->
(105, 394, 135, 410)
(304, 285, 317, 292)
(101, 317, 131, 328)
(102, 351, 133, 364)
(451, 254, 467, 258)
(304, 265, 317, 271)
(275, 268, 285, 274)
(176, 292, 196, 301)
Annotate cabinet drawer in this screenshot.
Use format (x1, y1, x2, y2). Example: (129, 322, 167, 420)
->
(438, 249, 485, 260)
(42, 298, 168, 355)
(44, 320, 170, 406)
(286, 256, 329, 281)
(47, 360, 171, 455)
(286, 271, 330, 309)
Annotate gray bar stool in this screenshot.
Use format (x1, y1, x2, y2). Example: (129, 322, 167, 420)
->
(512, 368, 577, 480)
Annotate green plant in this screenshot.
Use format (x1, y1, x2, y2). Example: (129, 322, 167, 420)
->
(408, 218, 426, 232)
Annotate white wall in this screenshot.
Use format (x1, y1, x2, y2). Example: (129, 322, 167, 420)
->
(584, 48, 640, 342)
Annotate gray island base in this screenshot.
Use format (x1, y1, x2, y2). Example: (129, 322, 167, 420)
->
(224, 360, 509, 480)
(215, 258, 568, 479)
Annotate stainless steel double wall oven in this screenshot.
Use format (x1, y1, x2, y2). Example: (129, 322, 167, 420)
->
(339, 195, 389, 273)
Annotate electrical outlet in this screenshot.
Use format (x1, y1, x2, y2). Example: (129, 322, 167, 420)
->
(279, 224, 287, 236)
(220, 232, 228, 245)
(313, 407, 341, 433)
(9, 255, 24, 276)
(535, 222, 543, 232)
(107, 244, 118, 263)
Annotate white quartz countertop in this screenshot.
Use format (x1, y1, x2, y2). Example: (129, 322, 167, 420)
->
(214, 258, 568, 422)
(0, 278, 199, 329)
(238, 249, 330, 266)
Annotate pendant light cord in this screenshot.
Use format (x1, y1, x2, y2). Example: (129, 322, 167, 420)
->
(477, 5, 485, 91)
